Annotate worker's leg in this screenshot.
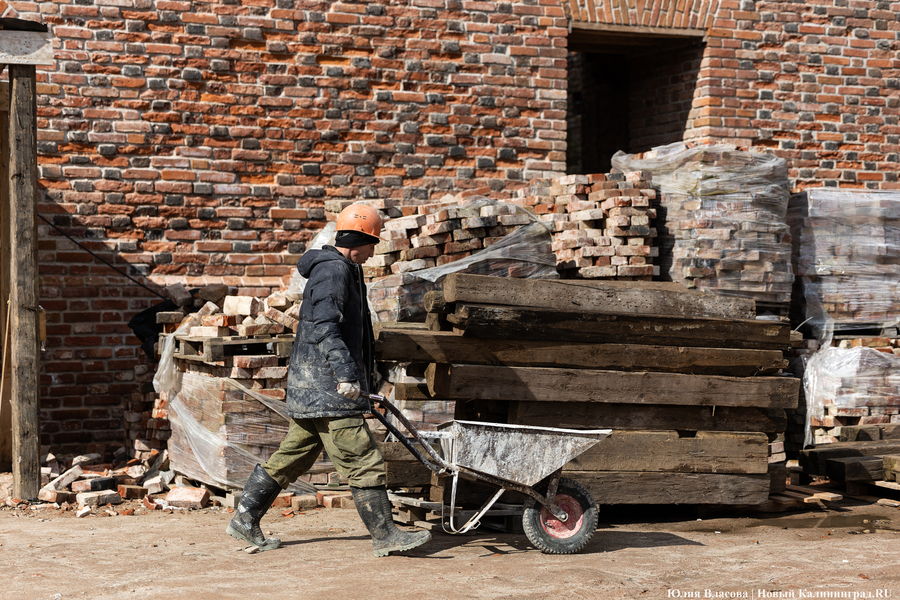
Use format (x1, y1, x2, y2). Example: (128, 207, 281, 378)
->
(315, 416, 385, 488)
(263, 418, 325, 488)
(226, 418, 322, 551)
(318, 416, 430, 556)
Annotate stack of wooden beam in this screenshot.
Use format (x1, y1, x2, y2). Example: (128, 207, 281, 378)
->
(789, 188, 900, 334)
(799, 424, 900, 496)
(511, 172, 660, 280)
(376, 273, 800, 506)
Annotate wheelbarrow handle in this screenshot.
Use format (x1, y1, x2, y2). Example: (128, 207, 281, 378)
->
(364, 393, 454, 475)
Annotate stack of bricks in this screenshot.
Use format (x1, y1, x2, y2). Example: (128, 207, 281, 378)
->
(165, 362, 290, 490)
(615, 145, 794, 306)
(511, 172, 660, 280)
(790, 189, 900, 334)
(807, 343, 900, 444)
(335, 193, 555, 323)
(124, 359, 164, 462)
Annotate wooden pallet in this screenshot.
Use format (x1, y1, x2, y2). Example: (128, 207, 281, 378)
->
(174, 334, 295, 362)
(723, 485, 842, 514)
(388, 492, 524, 532)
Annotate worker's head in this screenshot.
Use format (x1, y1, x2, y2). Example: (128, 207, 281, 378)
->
(334, 203, 384, 265)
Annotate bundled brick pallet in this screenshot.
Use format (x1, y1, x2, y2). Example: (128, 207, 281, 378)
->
(612, 143, 794, 310)
(511, 172, 660, 280)
(376, 273, 800, 507)
(153, 285, 341, 491)
(804, 344, 900, 445)
(788, 188, 900, 336)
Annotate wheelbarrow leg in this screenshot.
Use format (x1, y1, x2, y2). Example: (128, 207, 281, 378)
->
(443, 472, 507, 535)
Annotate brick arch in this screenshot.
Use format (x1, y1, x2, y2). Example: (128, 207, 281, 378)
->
(564, 0, 718, 29)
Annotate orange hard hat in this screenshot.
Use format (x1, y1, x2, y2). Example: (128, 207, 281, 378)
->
(335, 203, 385, 240)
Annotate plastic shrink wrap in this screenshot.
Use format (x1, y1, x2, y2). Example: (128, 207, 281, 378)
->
(285, 197, 557, 323)
(803, 346, 900, 446)
(366, 196, 558, 323)
(167, 370, 316, 493)
(788, 188, 900, 337)
(611, 142, 794, 306)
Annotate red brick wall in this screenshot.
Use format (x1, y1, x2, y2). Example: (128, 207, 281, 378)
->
(686, 0, 900, 191)
(9, 0, 569, 454)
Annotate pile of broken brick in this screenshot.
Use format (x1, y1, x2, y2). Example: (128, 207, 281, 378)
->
(2, 446, 359, 519)
(158, 283, 301, 339)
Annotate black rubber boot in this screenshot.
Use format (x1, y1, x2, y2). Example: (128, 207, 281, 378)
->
(226, 464, 283, 551)
(351, 486, 431, 557)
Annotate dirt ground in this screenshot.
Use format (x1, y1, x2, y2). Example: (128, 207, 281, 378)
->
(2, 481, 899, 600)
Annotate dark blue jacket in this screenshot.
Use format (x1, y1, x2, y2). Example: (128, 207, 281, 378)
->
(285, 245, 375, 419)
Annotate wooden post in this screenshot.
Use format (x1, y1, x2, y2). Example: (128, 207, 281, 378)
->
(9, 64, 39, 500)
(0, 84, 11, 472)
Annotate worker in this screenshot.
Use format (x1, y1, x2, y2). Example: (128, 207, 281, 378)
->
(226, 203, 431, 557)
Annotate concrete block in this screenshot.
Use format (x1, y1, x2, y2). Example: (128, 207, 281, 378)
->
(156, 311, 186, 324)
(44, 465, 83, 491)
(143, 475, 168, 495)
(291, 494, 318, 511)
(77, 490, 123, 507)
(165, 486, 210, 509)
(37, 489, 76, 503)
(167, 283, 193, 307)
(223, 296, 260, 316)
(198, 283, 228, 303)
(118, 484, 145, 499)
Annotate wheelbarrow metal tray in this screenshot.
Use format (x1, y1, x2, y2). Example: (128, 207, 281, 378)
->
(437, 420, 611, 487)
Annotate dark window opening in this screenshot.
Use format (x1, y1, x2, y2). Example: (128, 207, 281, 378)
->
(566, 30, 706, 175)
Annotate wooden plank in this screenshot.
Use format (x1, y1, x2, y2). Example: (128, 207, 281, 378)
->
(565, 430, 769, 474)
(785, 485, 842, 502)
(840, 424, 900, 442)
(509, 401, 785, 433)
(769, 463, 787, 494)
(825, 456, 884, 482)
(0, 105, 10, 470)
(427, 364, 801, 409)
(441, 273, 756, 319)
(384, 461, 432, 488)
(9, 65, 40, 500)
(564, 471, 771, 505)
(800, 441, 900, 476)
(874, 480, 900, 492)
(378, 442, 436, 487)
(449, 303, 791, 351)
(376, 329, 787, 376)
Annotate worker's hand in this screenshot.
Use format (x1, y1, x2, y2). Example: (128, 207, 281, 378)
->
(336, 380, 361, 401)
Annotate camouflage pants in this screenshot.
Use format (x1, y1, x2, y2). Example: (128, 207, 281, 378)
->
(263, 415, 386, 489)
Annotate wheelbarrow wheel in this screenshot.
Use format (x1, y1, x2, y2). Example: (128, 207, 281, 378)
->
(522, 477, 597, 555)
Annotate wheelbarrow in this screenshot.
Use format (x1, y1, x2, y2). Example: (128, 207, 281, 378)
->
(365, 393, 611, 554)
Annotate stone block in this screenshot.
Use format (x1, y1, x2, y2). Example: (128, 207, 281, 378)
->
(77, 490, 123, 507)
(165, 486, 210, 509)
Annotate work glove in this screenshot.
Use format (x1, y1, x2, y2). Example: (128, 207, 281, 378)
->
(337, 380, 361, 401)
